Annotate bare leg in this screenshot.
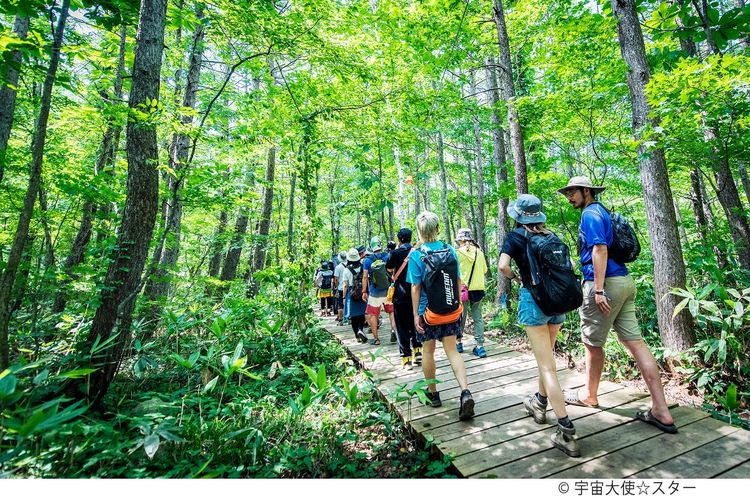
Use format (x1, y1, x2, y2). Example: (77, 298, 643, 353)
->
(622, 339, 673, 424)
(576, 343, 604, 406)
(366, 313, 379, 340)
(537, 323, 562, 397)
(526, 325, 568, 419)
(421, 339, 437, 392)
(441, 334, 469, 391)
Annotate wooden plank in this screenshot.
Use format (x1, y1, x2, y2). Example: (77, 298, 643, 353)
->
(550, 406, 712, 478)
(451, 389, 655, 477)
(427, 378, 624, 444)
(631, 428, 750, 478)
(714, 459, 750, 478)
(392, 365, 569, 422)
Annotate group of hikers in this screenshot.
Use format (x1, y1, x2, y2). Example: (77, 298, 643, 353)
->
(314, 176, 677, 458)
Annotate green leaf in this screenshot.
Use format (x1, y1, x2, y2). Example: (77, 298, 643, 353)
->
(672, 297, 690, 319)
(203, 376, 219, 393)
(0, 373, 17, 397)
(33, 369, 49, 385)
(58, 368, 96, 379)
(144, 434, 160, 459)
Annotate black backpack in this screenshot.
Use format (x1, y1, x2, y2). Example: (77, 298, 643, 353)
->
(517, 228, 583, 316)
(347, 264, 364, 301)
(319, 270, 333, 289)
(419, 243, 461, 314)
(579, 203, 641, 264)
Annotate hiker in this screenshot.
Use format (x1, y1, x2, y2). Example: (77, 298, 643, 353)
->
(362, 236, 393, 345)
(455, 228, 488, 358)
(342, 248, 368, 343)
(384, 240, 398, 343)
(316, 261, 334, 316)
(499, 194, 581, 457)
(328, 260, 338, 317)
(407, 211, 474, 421)
(333, 251, 348, 325)
(386, 228, 422, 369)
(558, 176, 676, 434)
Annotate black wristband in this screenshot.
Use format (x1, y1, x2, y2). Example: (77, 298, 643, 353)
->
(595, 290, 605, 295)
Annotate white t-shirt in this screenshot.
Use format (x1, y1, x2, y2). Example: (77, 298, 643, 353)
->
(333, 262, 347, 291)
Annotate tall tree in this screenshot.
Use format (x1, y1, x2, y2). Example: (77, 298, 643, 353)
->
(491, 0, 527, 195)
(248, 146, 276, 294)
(611, 0, 695, 350)
(486, 58, 510, 307)
(0, 0, 70, 370)
(53, 25, 128, 314)
(0, 14, 29, 184)
(143, 6, 206, 322)
(469, 67, 487, 253)
(84, 0, 168, 404)
(437, 131, 451, 243)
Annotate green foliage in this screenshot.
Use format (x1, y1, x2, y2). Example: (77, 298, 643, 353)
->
(670, 285, 750, 401)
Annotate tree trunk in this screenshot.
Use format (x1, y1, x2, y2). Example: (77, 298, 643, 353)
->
(53, 26, 128, 314)
(437, 132, 451, 243)
(0, 15, 29, 184)
(611, 0, 695, 351)
(672, 0, 698, 56)
(469, 68, 487, 253)
(0, 1, 70, 370)
(394, 144, 406, 227)
(84, 0, 168, 405)
(248, 146, 276, 294)
(464, 147, 478, 239)
(221, 214, 249, 281)
(739, 163, 750, 209)
(142, 8, 205, 320)
(674, 197, 688, 247)
(208, 210, 228, 277)
(706, 127, 750, 269)
(96, 25, 128, 244)
(287, 169, 296, 259)
(492, 0, 527, 196)
(487, 57, 510, 307)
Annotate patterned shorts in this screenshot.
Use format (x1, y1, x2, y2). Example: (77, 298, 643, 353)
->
(417, 317, 460, 343)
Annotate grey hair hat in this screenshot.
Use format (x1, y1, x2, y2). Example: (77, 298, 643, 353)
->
(456, 228, 473, 242)
(339, 251, 347, 260)
(507, 194, 547, 225)
(557, 175, 606, 195)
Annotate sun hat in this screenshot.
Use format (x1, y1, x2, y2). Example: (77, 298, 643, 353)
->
(456, 228, 473, 242)
(369, 236, 382, 252)
(507, 194, 547, 225)
(346, 247, 361, 262)
(557, 176, 606, 195)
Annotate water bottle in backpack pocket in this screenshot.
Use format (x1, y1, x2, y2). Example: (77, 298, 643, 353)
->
(517, 228, 583, 316)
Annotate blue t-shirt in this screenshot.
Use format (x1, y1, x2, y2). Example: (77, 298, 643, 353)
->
(406, 241, 459, 315)
(579, 203, 629, 282)
(363, 251, 389, 296)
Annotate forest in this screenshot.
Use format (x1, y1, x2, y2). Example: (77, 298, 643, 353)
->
(0, 0, 749, 478)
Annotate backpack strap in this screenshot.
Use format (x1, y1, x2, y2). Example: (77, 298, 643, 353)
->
(392, 248, 413, 283)
(465, 247, 478, 289)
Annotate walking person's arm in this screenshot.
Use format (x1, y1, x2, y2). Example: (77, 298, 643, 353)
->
(591, 244, 611, 315)
(362, 270, 369, 301)
(412, 284, 424, 334)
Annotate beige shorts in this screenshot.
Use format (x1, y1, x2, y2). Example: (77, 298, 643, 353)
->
(579, 276, 642, 347)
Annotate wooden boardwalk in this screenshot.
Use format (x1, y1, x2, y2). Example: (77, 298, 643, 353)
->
(320, 314, 750, 478)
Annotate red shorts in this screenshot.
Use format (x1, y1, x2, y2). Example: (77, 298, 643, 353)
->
(366, 294, 393, 315)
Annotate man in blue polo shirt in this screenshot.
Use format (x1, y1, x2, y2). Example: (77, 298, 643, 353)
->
(559, 176, 676, 434)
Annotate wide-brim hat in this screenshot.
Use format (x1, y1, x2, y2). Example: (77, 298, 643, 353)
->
(507, 194, 547, 224)
(346, 247, 361, 262)
(557, 175, 606, 195)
